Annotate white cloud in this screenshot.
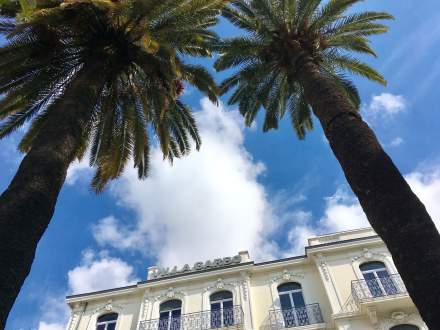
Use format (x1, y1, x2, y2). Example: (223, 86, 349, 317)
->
(36, 295, 69, 330)
(284, 188, 368, 254)
(38, 322, 65, 330)
(405, 168, 440, 229)
(389, 137, 404, 147)
(284, 165, 440, 255)
(93, 98, 279, 266)
(319, 189, 369, 232)
(364, 93, 407, 120)
(36, 249, 139, 329)
(67, 250, 139, 294)
(66, 156, 93, 185)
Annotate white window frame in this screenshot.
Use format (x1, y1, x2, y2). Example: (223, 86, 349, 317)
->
(278, 286, 305, 326)
(159, 302, 182, 330)
(210, 292, 234, 328)
(361, 263, 391, 296)
(96, 314, 118, 330)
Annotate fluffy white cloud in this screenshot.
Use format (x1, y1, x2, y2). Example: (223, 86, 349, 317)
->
(68, 250, 139, 294)
(38, 322, 65, 330)
(37, 250, 139, 329)
(36, 295, 69, 330)
(92, 98, 279, 266)
(389, 137, 404, 147)
(284, 188, 368, 254)
(405, 168, 440, 228)
(284, 166, 440, 255)
(364, 93, 407, 120)
(66, 156, 93, 185)
(319, 189, 369, 232)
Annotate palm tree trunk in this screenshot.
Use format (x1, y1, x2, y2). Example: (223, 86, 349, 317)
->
(299, 60, 440, 328)
(0, 71, 98, 328)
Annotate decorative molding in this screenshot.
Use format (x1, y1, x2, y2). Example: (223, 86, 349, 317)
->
(241, 280, 248, 301)
(155, 287, 186, 301)
(270, 269, 304, 284)
(93, 299, 124, 314)
(204, 278, 239, 293)
(140, 290, 153, 321)
(351, 248, 387, 263)
(378, 311, 427, 330)
(367, 306, 378, 329)
(316, 254, 330, 282)
(66, 311, 81, 330)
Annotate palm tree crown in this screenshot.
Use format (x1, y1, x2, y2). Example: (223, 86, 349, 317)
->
(0, 0, 223, 191)
(215, 0, 393, 138)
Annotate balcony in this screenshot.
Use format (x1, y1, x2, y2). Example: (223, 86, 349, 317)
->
(139, 306, 244, 330)
(351, 274, 412, 312)
(268, 304, 325, 329)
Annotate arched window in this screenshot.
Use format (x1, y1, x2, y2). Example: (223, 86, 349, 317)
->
(210, 290, 234, 328)
(277, 283, 308, 327)
(390, 325, 419, 330)
(96, 313, 118, 330)
(159, 300, 182, 330)
(360, 261, 397, 297)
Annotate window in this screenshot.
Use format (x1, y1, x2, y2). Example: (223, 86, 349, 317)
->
(159, 300, 182, 330)
(96, 313, 118, 330)
(277, 282, 308, 327)
(210, 290, 234, 328)
(390, 325, 419, 330)
(360, 261, 397, 297)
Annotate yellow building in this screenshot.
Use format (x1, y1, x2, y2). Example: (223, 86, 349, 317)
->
(65, 228, 426, 330)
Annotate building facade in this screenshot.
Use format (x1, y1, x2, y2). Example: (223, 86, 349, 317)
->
(65, 228, 427, 330)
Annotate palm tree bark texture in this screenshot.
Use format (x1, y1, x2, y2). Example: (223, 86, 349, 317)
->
(0, 72, 99, 328)
(299, 60, 440, 328)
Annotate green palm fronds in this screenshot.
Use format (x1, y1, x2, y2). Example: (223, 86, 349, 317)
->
(215, 0, 393, 138)
(0, 0, 224, 191)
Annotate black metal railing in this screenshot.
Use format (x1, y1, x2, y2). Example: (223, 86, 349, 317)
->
(139, 306, 244, 330)
(268, 304, 324, 329)
(351, 274, 407, 303)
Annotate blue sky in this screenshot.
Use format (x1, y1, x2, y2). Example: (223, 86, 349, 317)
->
(2, 1, 440, 329)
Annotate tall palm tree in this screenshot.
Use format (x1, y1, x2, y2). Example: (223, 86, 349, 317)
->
(215, 0, 440, 327)
(0, 0, 223, 326)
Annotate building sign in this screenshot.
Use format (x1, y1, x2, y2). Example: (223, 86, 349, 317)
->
(152, 255, 242, 279)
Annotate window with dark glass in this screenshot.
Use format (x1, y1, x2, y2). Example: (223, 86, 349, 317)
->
(159, 300, 182, 330)
(278, 282, 309, 327)
(96, 313, 118, 330)
(277, 282, 308, 327)
(210, 290, 234, 328)
(360, 261, 397, 297)
(390, 325, 419, 330)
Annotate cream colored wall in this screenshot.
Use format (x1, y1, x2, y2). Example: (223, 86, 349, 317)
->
(71, 292, 143, 330)
(248, 263, 332, 330)
(317, 244, 395, 314)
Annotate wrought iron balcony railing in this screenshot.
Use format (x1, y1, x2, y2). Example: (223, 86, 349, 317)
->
(139, 306, 244, 330)
(351, 274, 407, 303)
(268, 304, 324, 329)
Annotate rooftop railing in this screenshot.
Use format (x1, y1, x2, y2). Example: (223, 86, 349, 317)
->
(351, 274, 407, 303)
(139, 306, 244, 330)
(268, 304, 324, 329)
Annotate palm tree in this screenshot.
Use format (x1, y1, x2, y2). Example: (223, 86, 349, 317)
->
(0, 0, 224, 326)
(215, 0, 440, 327)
